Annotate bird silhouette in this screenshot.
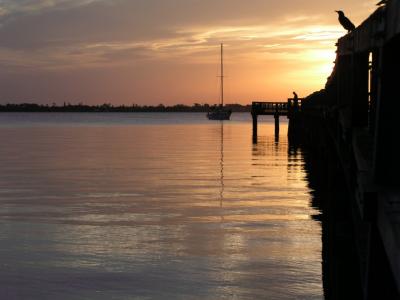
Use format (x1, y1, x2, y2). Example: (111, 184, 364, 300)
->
(335, 10, 356, 32)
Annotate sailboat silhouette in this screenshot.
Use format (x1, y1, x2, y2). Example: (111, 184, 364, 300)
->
(207, 44, 232, 120)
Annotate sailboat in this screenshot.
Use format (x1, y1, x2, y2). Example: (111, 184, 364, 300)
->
(207, 43, 232, 120)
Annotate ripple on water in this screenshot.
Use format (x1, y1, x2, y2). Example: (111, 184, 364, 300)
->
(0, 113, 322, 299)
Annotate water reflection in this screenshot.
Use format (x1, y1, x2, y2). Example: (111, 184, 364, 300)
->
(0, 115, 323, 299)
(249, 124, 323, 298)
(252, 135, 267, 157)
(289, 138, 363, 299)
(219, 121, 224, 209)
(252, 135, 286, 158)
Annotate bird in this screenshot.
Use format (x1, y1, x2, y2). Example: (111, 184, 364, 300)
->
(335, 10, 356, 32)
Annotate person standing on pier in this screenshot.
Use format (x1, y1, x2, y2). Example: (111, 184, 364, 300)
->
(293, 91, 299, 112)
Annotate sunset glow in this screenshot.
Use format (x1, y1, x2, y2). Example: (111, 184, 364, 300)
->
(0, 0, 377, 105)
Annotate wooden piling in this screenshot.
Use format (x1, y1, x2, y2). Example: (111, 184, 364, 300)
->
(252, 113, 258, 143)
(374, 34, 400, 185)
(274, 106, 280, 136)
(352, 52, 369, 127)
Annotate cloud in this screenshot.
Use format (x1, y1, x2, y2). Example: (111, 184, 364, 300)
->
(0, 0, 378, 103)
(0, 20, 342, 70)
(0, 0, 102, 16)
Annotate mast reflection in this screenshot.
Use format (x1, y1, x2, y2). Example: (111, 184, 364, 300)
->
(219, 121, 224, 209)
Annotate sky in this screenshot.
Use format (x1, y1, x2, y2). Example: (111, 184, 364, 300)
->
(0, 0, 378, 105)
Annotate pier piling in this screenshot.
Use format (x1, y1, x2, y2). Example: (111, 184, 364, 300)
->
(252, 113, 258, 143)
(274, 109, 280, 136)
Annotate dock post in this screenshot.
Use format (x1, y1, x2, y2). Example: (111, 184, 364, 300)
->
(275, 114, 280, 136)
(274, 106, 280, 136)
(252, 113, 258, 143)
(374, 35, 400, 185)
(352, 52, 369, 127)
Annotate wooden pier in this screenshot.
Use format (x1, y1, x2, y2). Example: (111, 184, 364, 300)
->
(251, 99, 303, 141)
(267, 1, 400, 299)
(288, 0, 400, 299)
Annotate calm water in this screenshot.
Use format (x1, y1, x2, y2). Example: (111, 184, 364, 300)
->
(0, 113, 322, 299)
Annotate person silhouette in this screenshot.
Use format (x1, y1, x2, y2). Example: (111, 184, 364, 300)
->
(293, 91, 299, 107)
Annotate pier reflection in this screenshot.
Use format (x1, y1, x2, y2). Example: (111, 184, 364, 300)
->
(288, 138, 363, 299)
(251, 135, 267, 157)
(251, 134, 285, 158)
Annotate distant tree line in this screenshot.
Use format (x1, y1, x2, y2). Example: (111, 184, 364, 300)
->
(0, 102, 251, 112)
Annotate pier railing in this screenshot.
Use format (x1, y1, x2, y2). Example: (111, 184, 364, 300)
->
(251, 99, 303, 117)
(251, 102, 288, 115)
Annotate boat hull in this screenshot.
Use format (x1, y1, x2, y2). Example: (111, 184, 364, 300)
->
(207, 108, 232, 120)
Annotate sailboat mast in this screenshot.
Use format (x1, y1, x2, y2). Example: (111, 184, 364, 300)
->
(220, 43, 224, 107)
(206, 43, 231, 120)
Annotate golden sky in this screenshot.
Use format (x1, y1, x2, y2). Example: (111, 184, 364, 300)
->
(0, 0, 377, 105)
